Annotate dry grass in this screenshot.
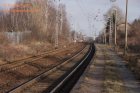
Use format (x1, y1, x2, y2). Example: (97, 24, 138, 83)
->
(124, 55, 140, 80)
(103, 49, 126, 93)
(0, 42, 53, 62)
(116, 45, 140, 80)
(0, 41, 82, 64)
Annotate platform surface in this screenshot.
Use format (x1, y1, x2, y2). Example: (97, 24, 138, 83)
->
(71, 44, 140, 93)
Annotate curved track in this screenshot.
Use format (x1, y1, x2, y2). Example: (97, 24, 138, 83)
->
(8, 43, 95, 93)
(0, 44, 84, 73)
(0, 44, 85, 93)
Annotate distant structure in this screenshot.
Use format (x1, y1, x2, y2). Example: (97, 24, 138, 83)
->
(4, 31, 31, 44)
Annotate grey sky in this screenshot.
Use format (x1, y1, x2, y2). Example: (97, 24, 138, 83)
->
(61, 0, 140, 36)
(0, 0, 140, 37)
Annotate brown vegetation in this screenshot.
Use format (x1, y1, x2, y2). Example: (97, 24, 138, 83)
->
(97, 6, 140, 80)
(99, 6, 140, 53)
(0, 0, 74, 62)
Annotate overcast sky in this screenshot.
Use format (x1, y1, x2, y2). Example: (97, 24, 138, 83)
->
(0, 0, 140, 37)
(61, 0, 140, 36)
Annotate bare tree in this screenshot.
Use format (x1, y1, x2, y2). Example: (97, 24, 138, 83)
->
(104, 6, 124, 25)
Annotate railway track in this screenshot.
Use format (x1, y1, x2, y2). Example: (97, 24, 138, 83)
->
(8, 44, 95, 93)
(0, 44, 84, 73)
(0, 48, 61, 73)
(0, 44, 85, 93)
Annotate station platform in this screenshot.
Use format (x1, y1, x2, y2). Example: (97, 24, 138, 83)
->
(71, 44, 140, 93)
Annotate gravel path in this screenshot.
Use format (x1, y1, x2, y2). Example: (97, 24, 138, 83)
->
(70, 44, 140, 93)
(71, 44, 105, 93)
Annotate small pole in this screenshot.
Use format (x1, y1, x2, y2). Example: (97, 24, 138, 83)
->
(109, 18, 112, 45)
(104, 29, 106, 44)
(54, 0, 60, 49)
(60, 5, 63, 35)
(114, 9, 117, 49)
(124, 0, 128, 55)
(55, 10, 59, 48)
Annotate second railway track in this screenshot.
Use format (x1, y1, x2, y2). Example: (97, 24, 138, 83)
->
(0, 44, 85, 93)
(8, 43, 95, 93)
(0, 44, 84, 73)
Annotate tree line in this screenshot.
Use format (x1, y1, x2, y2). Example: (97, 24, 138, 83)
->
(96, 6, 140, 53)
(0, 0, 71, 45)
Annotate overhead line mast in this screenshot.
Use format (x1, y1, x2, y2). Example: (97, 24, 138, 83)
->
(54, 0, 61, 49)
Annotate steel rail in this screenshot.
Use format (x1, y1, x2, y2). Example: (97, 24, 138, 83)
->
(8, 45, 88, 93)
(49, 45, 93, 93)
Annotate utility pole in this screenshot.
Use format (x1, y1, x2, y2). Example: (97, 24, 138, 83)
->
(110, 0, 117, 47)
(104, 29, 106, 44)
(46, 0, 49, 33)
(55, 10, 59, 48)
(102, 34, 105, 44)
(54, 0, 60, 49)
(60, 5, 63, 35)
(109, 18, 113, 45)
(92, 26, 95, 41)
(114, 9, 117, 48)
(124, 0, 128, 55)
